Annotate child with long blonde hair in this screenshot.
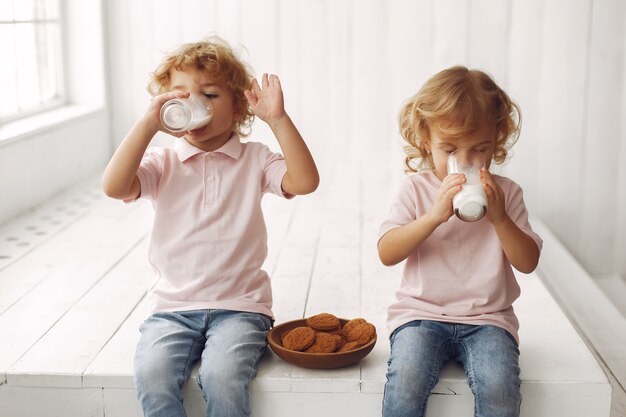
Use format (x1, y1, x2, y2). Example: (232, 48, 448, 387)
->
(378, 66, 542, 417)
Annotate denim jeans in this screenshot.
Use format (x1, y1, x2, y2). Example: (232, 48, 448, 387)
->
(134, 309, 272, 417)
(382, 320, 521, 417)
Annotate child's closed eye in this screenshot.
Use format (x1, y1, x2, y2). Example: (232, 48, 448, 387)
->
(204, 93, 218, 99)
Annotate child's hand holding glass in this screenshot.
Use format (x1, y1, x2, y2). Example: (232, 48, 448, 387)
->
(430, 173, 466, 224)
(480, 168, 507, 224)
(144, 91, 191, 137)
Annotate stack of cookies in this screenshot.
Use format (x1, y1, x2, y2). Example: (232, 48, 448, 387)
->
(281, 313, 376, 354)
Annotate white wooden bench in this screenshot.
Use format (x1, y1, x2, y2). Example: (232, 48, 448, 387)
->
(0, 177, 612, 417)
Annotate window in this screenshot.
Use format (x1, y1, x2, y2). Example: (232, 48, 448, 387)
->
(0, 0, 63, 122)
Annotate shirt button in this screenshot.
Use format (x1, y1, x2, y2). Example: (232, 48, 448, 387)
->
(207, 175, 215, 181)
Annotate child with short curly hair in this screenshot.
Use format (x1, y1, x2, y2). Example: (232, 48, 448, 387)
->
(378, 66, 542, 417)
(102, 35, 319, 417)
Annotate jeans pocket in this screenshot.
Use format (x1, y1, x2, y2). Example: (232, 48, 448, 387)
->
(499, 327, 519, 348)
(390, 320, 422, 343)
(258, 314, 273, 331)
(247, 312, 272, 332)
(138, 317, 151, 333)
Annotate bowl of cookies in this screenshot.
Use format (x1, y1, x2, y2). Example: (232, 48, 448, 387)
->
(267, 313, 377, 369)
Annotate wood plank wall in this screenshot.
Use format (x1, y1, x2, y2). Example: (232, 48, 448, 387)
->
(103, 0, 626, 279)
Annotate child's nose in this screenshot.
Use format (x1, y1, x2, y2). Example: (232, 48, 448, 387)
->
(460, 150, 485, 167)
(454, 152, 471, 166)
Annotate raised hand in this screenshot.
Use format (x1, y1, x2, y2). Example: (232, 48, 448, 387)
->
(244, 73, 286, 125)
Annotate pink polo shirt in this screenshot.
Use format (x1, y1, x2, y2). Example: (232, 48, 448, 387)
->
(379, 171, 542, 343)
(133, 134, 290, 317)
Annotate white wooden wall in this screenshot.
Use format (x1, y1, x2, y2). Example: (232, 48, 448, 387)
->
(104, 0, 626, 279)
(0, 0, 108, 225)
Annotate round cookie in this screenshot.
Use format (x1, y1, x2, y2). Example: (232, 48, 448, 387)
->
(306, 313, 341, 331)
(332, 333, 346, 350)
(338, 341, 360, 352)
(282, 326, 316, 351)
(344, 322, 376, 346)
(341, 318, 367, 336)
(305, 332, 339, 353)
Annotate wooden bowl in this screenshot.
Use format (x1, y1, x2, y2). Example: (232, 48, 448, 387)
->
(267, 318, 377, 369)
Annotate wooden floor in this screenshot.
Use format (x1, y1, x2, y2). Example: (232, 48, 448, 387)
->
(0, 170, 613, 416)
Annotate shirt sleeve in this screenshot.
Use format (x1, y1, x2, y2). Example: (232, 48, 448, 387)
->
(378, 177, 418, 242)
(502, 178, 543, 252)
(129, 146, 164, 202)
(259, 144, 292, 199)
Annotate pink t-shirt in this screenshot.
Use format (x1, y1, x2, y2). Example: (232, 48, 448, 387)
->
(379, 171, 542, 343)
(133, 134, 290, 317)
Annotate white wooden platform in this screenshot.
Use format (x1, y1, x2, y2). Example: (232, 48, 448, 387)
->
(0, 177, 612, 417)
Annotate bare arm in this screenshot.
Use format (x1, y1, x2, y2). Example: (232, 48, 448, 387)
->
(245, 74, 319, 195)
(101, 118, 155, 200)
(481, 169, 540, 273)
(378, 174, 465, 266)
(102, 91, 188, 200)
(492, 216, 540, 273)
(378, 214, 440, 266)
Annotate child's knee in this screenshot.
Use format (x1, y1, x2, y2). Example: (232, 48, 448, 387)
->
(473, 379, 521, 416)
(198, 359, 252, 396)
(383, 362, 433, 416)
(469, 363, 521, 413)
(134, 362, 183, 398)
(134, 347, 187, 393)
(387, 355, 438, 400)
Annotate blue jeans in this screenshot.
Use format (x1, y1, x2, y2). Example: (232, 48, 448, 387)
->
(382, 320, 521, 417)
(134, 309, 272, 417)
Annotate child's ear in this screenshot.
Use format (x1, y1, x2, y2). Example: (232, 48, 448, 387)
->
(422, 141, 431, 156)
(233, 98, 245, 121)
(233, 109, 243, 122)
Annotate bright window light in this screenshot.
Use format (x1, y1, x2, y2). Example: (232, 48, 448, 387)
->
(0, 0, 63, 121)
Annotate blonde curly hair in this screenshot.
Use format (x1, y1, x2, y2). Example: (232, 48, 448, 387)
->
(147, 35, 255, 137)
(399, 66, 520, 172)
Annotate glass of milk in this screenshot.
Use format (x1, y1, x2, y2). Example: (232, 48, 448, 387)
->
(447, 151, 488, 222)
(160, 93, 213, 132)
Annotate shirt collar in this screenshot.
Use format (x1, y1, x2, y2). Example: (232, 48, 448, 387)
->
(174, 133, 242, 162)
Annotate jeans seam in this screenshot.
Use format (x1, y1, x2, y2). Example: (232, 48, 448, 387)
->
(423, 345, 443, 415)
(180, 334, 205, 392)
(417, 334, 448, 415)
(202, 311, 268, 417)
(459, 340, 480, 416)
